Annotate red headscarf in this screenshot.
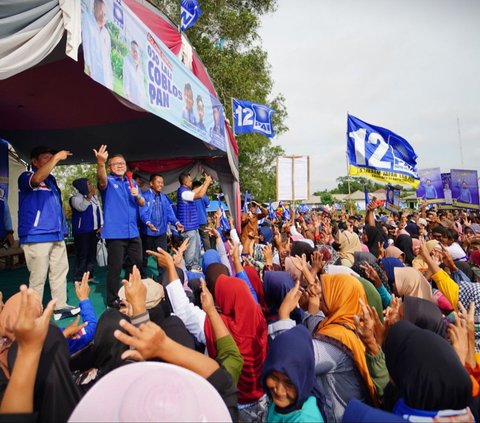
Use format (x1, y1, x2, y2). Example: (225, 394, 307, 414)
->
(243, 265, 267, 313)
(204, 275, 267, 405)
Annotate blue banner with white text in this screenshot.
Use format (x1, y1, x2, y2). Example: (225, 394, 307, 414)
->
(347, 114, 419, 188)
(81, 0, 226, 152)
(232, 98, 275, 138)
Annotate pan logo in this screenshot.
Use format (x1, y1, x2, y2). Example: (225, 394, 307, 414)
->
(113, 0, 124, 30)
(251, 104, 273, 136)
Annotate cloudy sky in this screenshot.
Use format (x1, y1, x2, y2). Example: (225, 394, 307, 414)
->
(259, 0, 480, 191)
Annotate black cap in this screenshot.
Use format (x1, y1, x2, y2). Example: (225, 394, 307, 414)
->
(30, 146, 57, 159)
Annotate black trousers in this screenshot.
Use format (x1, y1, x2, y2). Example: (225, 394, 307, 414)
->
(198, 224, 213, 251)
(141, 233, 168, 280)
(73, 231, 98, 280)
(106, 237, 143, 306)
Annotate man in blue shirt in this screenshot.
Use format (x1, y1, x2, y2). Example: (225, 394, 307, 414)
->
(94, 145, 145, 307)
(176, 172, 212, 271)
(140, 174, 183, 277)
(192, 180, 211, 251)
(18, 146, 80, 320)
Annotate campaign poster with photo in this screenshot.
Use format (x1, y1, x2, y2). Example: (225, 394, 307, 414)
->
(416, 168, 444, 204)
(385, 185, 401, 213)
(450, 169, 479, 209)
(80, 0, 227, 152)
(441, 173, 453, 205)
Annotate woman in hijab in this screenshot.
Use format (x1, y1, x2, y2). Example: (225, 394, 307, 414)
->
(261, 325, 324, 422)
(313, 274, 378, 421)
(402, 296, 448, 339)
(394, 235, 415, 265)
(380, 257, 404, 293)
(8, 324, 82, 422)
(384, 246, 405, 262)
(384, 320, 473, 420)
(263, 271, 304, 324)
(394, 267, 434, 301)
(362, 226, 385, 258)
(244, 265, 268, 314)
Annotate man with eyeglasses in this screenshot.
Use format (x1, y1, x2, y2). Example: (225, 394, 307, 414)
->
(94, 145, 145, 307)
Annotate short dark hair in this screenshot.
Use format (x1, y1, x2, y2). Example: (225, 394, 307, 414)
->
(149, 173, 164, 183)
(179, 172, 190, 185)
(192, 180, 202, 189)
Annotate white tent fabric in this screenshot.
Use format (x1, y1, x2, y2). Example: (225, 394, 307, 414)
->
(0, 0, 81, 80)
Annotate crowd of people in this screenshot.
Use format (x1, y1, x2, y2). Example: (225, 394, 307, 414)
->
(1, 144, 480, 421)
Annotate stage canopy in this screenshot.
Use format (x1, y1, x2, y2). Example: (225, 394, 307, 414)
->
(0, 0, 241, 220)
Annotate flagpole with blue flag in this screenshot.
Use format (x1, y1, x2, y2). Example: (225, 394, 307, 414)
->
(232, 98, 275, 138)
(216, 193, 231, 232)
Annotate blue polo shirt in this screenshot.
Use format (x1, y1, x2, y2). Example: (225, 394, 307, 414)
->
(101, 174, 140, 239)
(194, 195, 210, 226)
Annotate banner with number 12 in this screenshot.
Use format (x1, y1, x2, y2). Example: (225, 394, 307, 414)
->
(232, 98, 275, 138)
(346, 114, 420, 188)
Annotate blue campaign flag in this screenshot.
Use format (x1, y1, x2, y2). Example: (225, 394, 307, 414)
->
(180, 0, 202, 31)
(268, 202, 275, 220)
(242, 192, 251, 213)
(364, 185, 369, 206)
(346, 114, 419, 188)
(232, 98, 275, 138)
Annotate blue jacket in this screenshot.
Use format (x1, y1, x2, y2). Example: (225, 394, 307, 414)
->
(62, 299, 98, 355)
(18, 169, 67, 244)
(176, 185, 199, 231)
(194, 195, 210, 225)
(101, 174, 140, 239)
(140, 189, 179, 236)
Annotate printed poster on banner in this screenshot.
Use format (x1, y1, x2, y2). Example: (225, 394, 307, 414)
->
(441, 173, 453, 205)
(450, 169, 479, 209)
(80, 0, 226, 152)
(346, 115, 419, 188)
(415, 168, 444, 204)
(385, 185, 401, 213)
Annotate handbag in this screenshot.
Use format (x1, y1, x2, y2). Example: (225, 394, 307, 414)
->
(96, 239, 108, 267)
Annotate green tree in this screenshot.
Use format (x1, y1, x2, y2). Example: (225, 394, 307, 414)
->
(149, 0, 288, 202)
(330, 176, 385, 194)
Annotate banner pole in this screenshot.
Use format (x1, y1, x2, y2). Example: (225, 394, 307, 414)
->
(231, 98, 236, 137)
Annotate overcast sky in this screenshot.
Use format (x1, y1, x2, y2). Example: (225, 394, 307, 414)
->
(259, 0, 480, 192)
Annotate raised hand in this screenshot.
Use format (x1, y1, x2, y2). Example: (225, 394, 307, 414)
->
(93, 144, 108, 164)
(14, 285, 56, 354)
(54, 150, 72, 161)
(63, 315, 88, 340)
(354, 299, 380, 354)
(121, 265, 146, 315)
(75, 271, 90, 301)
(200, 279, 216, 315)
(278, 281, 302, 320)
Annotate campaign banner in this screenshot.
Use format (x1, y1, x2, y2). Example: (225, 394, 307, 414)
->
(346, 114, 419, 188)
(441, 172, 453, 205)
(81, 0, 226, 152)
(385, 184, 401, 213)
(416, 168, 444, 204)
(0, 139, 8, 202)
(450, 169, 479, 209)
(232, 99, 275, 138)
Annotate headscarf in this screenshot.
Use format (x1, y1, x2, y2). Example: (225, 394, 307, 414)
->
(316, 274, 377, 402)
(384, 246, 404, 260)
(456, 260, 474, 281)
(263, 271, 304, 324)
(0, 291, 42, 378)
(404, 222, 419, 238)
(470, 251, 480, 267)
(244, 265, 267, 313)
(92, 308, 130, 375)
(290, 241, 314, 263)
(394, 235, 415, 265)
(72, 177, 89, 195)
(204, 262, 230, 297)
(394, 267, 433, 301)
(403, 296, 448, 339)
(353, 251, 377, 266)
(261, 325, 324, 411)
(204, 275, 267, 405)
(385, 321, 472, 412)
(284, 256, 303, 284)
(355, 277, 384, 323)
(8, 324, 82, 422)
(352, 257, 391, 294)
(380, 257, 404, 292)
(364, 225, 385, 258)
(412, 240, 442, 271)
(202, 249, 223, 274)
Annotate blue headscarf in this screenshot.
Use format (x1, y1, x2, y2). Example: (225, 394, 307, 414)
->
(261, 325, 325, 412)
(263, 271, 304, 324)
(380, 257, 404, 292)
(202, 249, 222, 274)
